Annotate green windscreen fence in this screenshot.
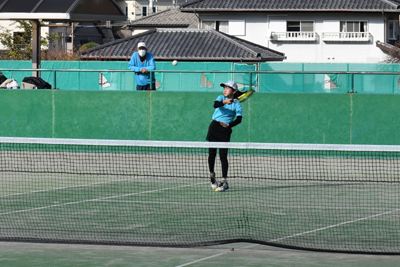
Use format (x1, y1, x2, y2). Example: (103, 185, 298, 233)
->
(233, 63, 257, 91)
(154, 62, 232, 91)
(1, 61, 400, 94)
(259, 63, 400, 94)
(259, 63, 351, 93)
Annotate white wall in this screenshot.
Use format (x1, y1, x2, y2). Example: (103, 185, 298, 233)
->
(268, 13, 385, 63)
(199, 12, 388, 63)
(115, 0, 175, 21)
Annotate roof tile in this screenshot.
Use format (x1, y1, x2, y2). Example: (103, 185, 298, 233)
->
(79, 28, 285, 61)
(181, 0, 400, 11)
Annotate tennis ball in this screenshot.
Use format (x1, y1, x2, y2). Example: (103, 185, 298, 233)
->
(172, 60, 178, 66)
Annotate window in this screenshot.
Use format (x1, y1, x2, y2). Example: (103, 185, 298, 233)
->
(218, 21, 228, 33)
(202, 21, 215, 29)
(340, 21, 368, 32)
(388, 20, 398, 40)
(201, 20, 229, 33)
(142, 6, 157, 16)
(286, 21, 314, 32)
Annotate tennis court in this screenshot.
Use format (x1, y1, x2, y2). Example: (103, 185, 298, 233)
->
(2, 241, 400, 267)
(1, 138, 400, 255)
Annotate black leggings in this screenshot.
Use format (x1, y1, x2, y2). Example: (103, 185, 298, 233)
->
(208, 148, 229, 178)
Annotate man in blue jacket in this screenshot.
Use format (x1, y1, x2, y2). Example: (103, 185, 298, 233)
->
(128, 42, 156, 90)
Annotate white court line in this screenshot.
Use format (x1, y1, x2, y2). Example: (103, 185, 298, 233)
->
(101, 199, 388, 210)
(174, 253, 225, 267)
(268, 207, 400, 242)
(0, 178, 135, 198)
(0, 182, 206, 216)
(102, 200, 205, 205)
(174, 207, 400, 266)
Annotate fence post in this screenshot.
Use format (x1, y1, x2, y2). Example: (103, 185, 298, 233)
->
(249, 72, 253, 91)
(54, 71, 57, 89)
(351, 73, 354, 93)
(150, 71, 153, 90)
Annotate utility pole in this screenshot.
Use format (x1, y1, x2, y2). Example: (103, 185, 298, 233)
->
(71, 22, 74, 52)
(31, 20, 41, 78)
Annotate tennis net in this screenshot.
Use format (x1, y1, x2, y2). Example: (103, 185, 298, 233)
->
(1, 137, 400, 253)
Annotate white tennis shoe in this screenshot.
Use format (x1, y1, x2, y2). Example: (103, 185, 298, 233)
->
(210, 181, 218, 190)
(209, 173, 218, 190)
(215, 181, 229, 192)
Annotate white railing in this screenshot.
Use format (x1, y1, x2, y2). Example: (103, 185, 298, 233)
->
(270, 32, 317, 41)
(322, 32, 370, 42)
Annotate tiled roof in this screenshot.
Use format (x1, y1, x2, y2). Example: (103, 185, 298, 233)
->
(0, 0, 126, 21)
(181, 0, 400, 12)
(129, 8, 198, 28)
(79, 28, 285, 62)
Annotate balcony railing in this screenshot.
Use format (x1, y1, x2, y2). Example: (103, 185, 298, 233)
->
(322, 32, 370, 42)
(270, 32, 317, 41)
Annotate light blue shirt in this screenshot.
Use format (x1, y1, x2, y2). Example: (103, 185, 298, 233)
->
(212, 95, 242, 124)
(128, 52, 156, 86)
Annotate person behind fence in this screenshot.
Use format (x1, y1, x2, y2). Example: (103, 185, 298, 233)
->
(128, 42, 156, 90)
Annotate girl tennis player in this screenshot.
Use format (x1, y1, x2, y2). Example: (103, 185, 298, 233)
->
(206, 81, 242, 192)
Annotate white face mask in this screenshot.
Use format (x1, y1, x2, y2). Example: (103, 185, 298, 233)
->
(138, 49, 146, 57)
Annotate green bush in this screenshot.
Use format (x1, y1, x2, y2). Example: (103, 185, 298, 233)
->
(79, 42, 99, 51)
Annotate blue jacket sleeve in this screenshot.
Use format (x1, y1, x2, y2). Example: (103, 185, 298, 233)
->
(128, 53, 141, 72)
(145, 53, 156, 71)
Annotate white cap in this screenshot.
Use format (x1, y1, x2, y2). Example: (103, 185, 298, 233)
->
(220, 81, 238, 91)
(137, 42, 146, 49)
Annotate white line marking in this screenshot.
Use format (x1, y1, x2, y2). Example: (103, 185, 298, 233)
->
(268, 208, 400, 243)
(174, 253, 225, 267)
(176, 207, 400, 266)
(101, 200, 204, 205)
(0, 182, 205, 216)
(0, 178, 135, 198)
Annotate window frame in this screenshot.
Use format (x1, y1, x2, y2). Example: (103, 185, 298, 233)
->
(340, 21, 368, 33)
(142, 6, 157, 16)
(388, 20, 398, 40)
(201, 20, 229, 33)
(286, 21, 315, 32)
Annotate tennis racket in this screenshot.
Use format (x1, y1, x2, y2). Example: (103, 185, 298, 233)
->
(235, 89, 255, 103)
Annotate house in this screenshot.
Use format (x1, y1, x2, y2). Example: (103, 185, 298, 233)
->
(128, 7, 198, 35)
(115, 0, 192, 22)
(79, 28, 285, 62)
(180, 0, 400, 63)
(0, 21, 51, 51)
(0, 0, 127, 54)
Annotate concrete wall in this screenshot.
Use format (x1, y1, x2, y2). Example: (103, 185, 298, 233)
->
(0, 90, 398, 145)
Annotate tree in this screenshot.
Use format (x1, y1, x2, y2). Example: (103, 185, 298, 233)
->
(79, 42, 99, 51)
(0, 20, 60, 60)
(378, 41, 400, 63)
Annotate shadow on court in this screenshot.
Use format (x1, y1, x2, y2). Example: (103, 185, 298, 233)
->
(0, 242, 399, 267)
